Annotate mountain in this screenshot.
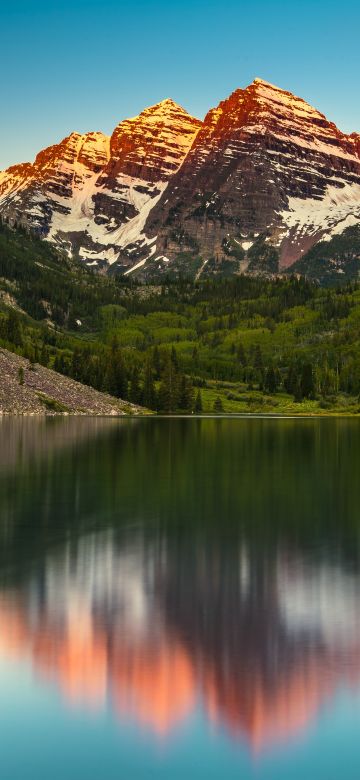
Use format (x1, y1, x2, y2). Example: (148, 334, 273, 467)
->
(1, 79, 360, 281)
(143, 78, 360, 280)
(1, 530, 360, 750)
(0, 100, 201, 269)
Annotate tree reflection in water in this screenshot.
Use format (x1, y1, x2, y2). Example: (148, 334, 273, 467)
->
(0, 417, 360, 752)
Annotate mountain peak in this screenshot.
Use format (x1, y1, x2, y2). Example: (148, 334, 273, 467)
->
(139, 97, 196, 121)
(245, 76, 326, 120)
(156, 97, 180, 107)
(252, 77, 278, 88)
(2, 82, 360, 277)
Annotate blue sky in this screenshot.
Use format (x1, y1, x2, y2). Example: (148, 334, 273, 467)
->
(1, 0, 360, 169)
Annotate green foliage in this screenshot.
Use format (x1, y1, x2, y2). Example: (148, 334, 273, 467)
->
(247, 237, 279, 274)
(2, 222, 360, 415)
(290, 225, 360, 286)
(194, 390, 203, 414)
(213, 396, 224, 413)
(37, 394, 69, 412)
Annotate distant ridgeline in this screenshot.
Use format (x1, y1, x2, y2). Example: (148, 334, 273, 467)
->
(1, 221, 360, 415)
(1, 78, 360, 282)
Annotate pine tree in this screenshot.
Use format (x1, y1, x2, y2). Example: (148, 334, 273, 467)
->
(253, 344, 264, 388)
(6, 310, 22, 347)
(40, 345, 49, 367)
(300, 363, 315, 399)
(191, 346, 199, 370)
(142, 357, 156, 409)
(237, 342, 247, 367)
(178, 374, 194, 411)
(71, 347, 84, 382)
(158, 354, 179, 412)
(152, 345, 161, 379)
(129, 366, 141, 404)
(213, 396, 224, 413)
(254, 344, 263, 372)
(106, 349, 128, 399)
(194, 390, 203, 414)
(284, 363, 298, 395)
(264, 366, 277, 394)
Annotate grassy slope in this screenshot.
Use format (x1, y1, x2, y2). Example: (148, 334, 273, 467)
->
(198, 383, 359, 416)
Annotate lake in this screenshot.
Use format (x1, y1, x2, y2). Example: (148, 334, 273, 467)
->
(0, 416, 360, 779)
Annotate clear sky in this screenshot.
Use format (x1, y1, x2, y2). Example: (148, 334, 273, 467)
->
(1, 0, 360, 169)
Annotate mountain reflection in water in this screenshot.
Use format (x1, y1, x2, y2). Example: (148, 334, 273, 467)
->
(0, 417, 360, 760)
(1, 530, 360, 751)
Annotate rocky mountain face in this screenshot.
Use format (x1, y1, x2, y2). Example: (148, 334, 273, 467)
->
(0, 100, 201, 269)
(1, 79, 360, 281)
(0, 132, 111, 252)
(143, 79, 360, 279)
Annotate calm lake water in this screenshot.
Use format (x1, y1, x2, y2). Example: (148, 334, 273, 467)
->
(0, 416, 360, 779)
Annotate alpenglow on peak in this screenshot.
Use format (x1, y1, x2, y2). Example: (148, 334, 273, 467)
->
(1, 78, 360, 280)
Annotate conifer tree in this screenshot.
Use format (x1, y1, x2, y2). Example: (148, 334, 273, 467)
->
(213, 396, 224, 413)
(171, 345, 178, 369)
(178, 374, 194, 411)
(237, 342, 247, 367)
(158, 354, 179, 412)
(264, 366, 277, 393)
(194, 390, 203, 414)
(300, 363, 315, 399)
(142, 357, 156, 409)
(6, 310, 22, 347)
(254, 344, 263, 372)
(284, 363, 298, 396)
(106, 348, 128, 399)
(129, 366, 141, 404)
(152, 345, 161, 379)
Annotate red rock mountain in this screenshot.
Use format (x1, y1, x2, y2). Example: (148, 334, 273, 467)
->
(0, 100, 201, 268)
(1, 79, 360, 279)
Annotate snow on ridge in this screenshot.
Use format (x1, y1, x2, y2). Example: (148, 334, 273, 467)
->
(47, 172, 166, 265)
(280, 181, 360, 239)
(124, 245, 157, 275)
(321, 214, 360, 241)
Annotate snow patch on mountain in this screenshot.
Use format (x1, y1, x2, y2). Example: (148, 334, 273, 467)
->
(280, 182, 360, 239)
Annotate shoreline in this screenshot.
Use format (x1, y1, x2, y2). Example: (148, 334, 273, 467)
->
(1, 411, 358, 419)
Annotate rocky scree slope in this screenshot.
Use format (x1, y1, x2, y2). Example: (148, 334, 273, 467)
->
(0, 349, 143, 415)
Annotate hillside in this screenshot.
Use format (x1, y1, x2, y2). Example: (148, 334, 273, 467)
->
(1, 223, 360, 416)
(0, 348, 143, 415)
(289, 225, 360, 285)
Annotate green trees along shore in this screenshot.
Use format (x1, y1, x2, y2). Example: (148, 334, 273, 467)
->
(1, 221, 360, 414)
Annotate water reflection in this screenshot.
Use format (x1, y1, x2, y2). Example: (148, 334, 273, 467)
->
(1, 528, 360, 751)
(1, 416, 360, 765)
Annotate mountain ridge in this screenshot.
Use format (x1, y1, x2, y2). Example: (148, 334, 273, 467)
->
(1, 79, 360, 281)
